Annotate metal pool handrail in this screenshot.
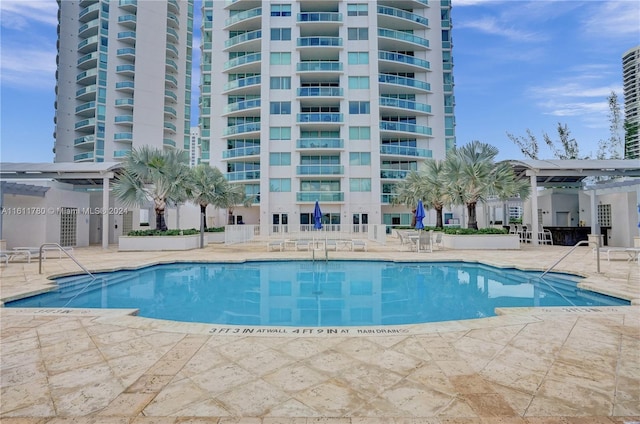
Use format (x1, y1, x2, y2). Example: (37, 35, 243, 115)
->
(39, 243, 96, 280)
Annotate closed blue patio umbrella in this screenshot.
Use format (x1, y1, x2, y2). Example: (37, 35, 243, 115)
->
(415, 200, 425, 230)
(314, 200, 323, 230)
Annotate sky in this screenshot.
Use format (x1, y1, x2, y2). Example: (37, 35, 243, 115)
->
(1, 0, 638, 163)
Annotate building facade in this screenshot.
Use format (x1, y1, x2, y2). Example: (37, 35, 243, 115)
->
(623, 45, 639, 160)
(53, 0, 194, 163)
(200, 0, 455, 231)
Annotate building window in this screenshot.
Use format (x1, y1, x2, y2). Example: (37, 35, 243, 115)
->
(349, 152, 371, 165)
(271, 28, 291, 41)
(269, 152, 291, 166)
(350, 178, 371, 192)
(270, 127, 291, 140)
(347, 4, 368, 16)
(270, 52, 291, 65)
(271, 4, 291, 16)
(270, 178, 291, 192)
(59, 207, 77, 247)
(597, 204, 612, 227)
(348, 28, 368, 40)
(349, 101, 370, 114)
(348, 76, 370, 89)
(349, 126, 370, 140)
(270, 101, 291, 114)
(270, 77, 291, 89)
(348, 52, 369, 64)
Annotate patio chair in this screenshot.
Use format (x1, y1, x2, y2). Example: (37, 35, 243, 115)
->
(417, 231, 432, 252)
(432, 232, 444, 250)
(351, 239, 367, 251)
(267, 240, 284, 252)
(296, 240, 311, 251)
(538, 228, 553, 245)
(325, 239, 338, 251)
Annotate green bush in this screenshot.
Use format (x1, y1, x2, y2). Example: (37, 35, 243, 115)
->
(127, 228, 200, 236)
(205, 226, 225, 232)
(443, 227, 508, 235)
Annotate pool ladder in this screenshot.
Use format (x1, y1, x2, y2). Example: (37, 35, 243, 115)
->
(312, 238, 328, 262)
(541, 240, 600, 277)
(38, 242, 96, 280)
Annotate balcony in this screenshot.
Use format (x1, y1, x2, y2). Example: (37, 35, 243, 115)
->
(381, 193, 398, 204)
(114, 132, 133, 142)
(75, 85, 97, 101)
(223, 98, 261, 115)
(166, 59, 178, 72)
(78, 19, 99, 38)
(168, 0, 179, 13)
(165, 74, 178, 88)
(379, 97, 431, 115)
(297, 191, 344, 202)
(77, 35, 98, 53)
(163, 122, 177, 133)
(167, 12, 179, 29)
(378, 28, 429, 50)
(379, 121, 432, 136)
(115, 115, 134, 127)
(74, 151, 95, 162)
(297, 87, 343, 97)
(378, 74, 430, 94)
(380, 145, 432, 158)
(164, 89, 177, 101)
(116, 64, 135, 76)
(377, 6, 428, 30)
(226, 170, 260, 181)
(119, 0, 137, 13)
(223, 75, 261, 94)
(297, 37, 342, 48)
(297, 12, 342, 23)
(297, 113, 343, 124)
(113, 149, 131, 159)
(117, 31, 136, 45)
(79, 3, 100, 23)
(224, 7, 261, 30)
(297, 61, 343, 73)
(115, 98, 134, 109)
(116, 81, 135, 92)
(76, 68, 98, 85)
(118, 14, 137, 29)
(117, 47, 136, 60)
(378, 51, 430, 72)
(224, 29, 261, 51)
(75, 101, 96, 117)
(297, 138, 343, 149)
(163, 138, 177, 148)
(297, 165, 344, 175)
(380, 169, 410, 179)
(166, 43, 179, 58)
(74, 135, 95, 146)
(75, 118, 96, 131)
(167, 28, 179, 43)
(164, 106, 177, 118)
(77, 52, 98, 69)
(223, 122, 261, 137)
(222, 146, 260, 159)
(223, 52, 261, 72)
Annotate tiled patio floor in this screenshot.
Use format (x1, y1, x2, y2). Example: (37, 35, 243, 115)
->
(1, 238, 639, 423)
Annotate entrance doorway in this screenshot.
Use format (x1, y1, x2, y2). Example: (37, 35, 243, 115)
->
(272, 213, 288, 233)
(352, 213, 368, 233)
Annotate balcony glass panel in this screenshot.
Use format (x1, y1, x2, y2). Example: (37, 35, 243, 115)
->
(379, 97, 431, 113)
(381, 194, 398, 204)
(297, 61, 343, 72)
(117, 47, 136, 56)
(224, 29, 261, 48)
(297, 165, 344, 175)
(297, 113, 343, 123)
(116, 64, 135, 73)
(164, 122, 177, 131)
(75, 101, 96, 114)
(297, 87, 343, 97)
(297, 192, 344, 202)
(116, 81, 135, 90)
(378, 74, 430, 91)
(74, 152, 95, 161)
(297, 138, 344, 149)
(167, 28, 179, 41)
(225, 7, 261, 26)
(222, 146, 260, 158)
(163, 138, 177, 147)
(223, 122, 261, 136)
(166, 59, 178, 71)
(166, 43, 179, 56)
(74, 135, 95, 145)
(224, 75, 261, 91)
(380, 169, 410, 179)
(296, 12, 342, 22)
(164, 106, 177, 116)
(113, 149, 131, 158)
(118, 14, 137, 27)
(378, 51, 430, 70)
(115, 115, 134, 123)
(224, 99, 261, 114)
(164, 90, 177, 100)
(75, 118, 96, 130)
(377, 6, 428, 26)
(78, 19, 99, 38)
(77, 35, 99, 52)
(378, 29, 429, 48)
(115, 98, 134, 107)
(227, 170, 261, 181)
(380, 121, 432, 136)
(117, 31, 136, 43)
(165, 74, 178, 86)
(168, 0, 179, 13)
(380, 145, 432, 158)
(77, 52, 98, 67)
(79, 3, 100, 21)
(114, 132, 133, 140)
(297, 37, 342, 47)
(224, 52, 261, 69)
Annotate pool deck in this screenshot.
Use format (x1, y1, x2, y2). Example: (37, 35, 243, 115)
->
(1, 238, 639, 423)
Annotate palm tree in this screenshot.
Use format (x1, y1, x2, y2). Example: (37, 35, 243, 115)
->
(191, 164, 229, 229)
(113, 147, 191, 231)
(444, 141, 529, 229)
(394, 159, 450, 228)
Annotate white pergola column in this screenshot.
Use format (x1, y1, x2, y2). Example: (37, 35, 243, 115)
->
(528, 171, 539, 246)
(102, 176, 110, 249)
(589, 188, 598, 236)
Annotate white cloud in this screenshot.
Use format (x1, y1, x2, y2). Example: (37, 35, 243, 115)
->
(0, 0, 58, 30)
(0, 47, 57, 89)
(582, 1, 640, 37)
(455, 16, 543, 42)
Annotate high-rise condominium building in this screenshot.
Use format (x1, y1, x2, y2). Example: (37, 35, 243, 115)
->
(53, 0, 194, 163)
(622, 46, 639, 159)
(200, 0, 455, 230)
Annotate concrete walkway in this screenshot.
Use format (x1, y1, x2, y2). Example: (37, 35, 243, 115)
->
(1, 238, 639, 423)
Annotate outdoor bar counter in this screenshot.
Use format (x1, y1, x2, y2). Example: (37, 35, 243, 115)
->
(544, 226, 590, 246)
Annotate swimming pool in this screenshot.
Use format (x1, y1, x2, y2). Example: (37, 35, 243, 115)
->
(5, 261, 629, 326)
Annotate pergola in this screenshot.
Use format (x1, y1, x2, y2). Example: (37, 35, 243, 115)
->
(506, 159, 640, 245)
(0, 162, 123, 249)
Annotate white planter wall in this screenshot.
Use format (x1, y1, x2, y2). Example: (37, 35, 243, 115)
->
(442, 234, 520, 250)
(119, 235, 207, 251)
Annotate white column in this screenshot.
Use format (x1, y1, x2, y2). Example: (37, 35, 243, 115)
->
(589, 188, 598, 235)
(529, 172, 539, 246)
(102, 176, 109, 249)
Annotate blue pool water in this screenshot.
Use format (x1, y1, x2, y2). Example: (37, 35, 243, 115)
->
(5, 261, 629, 326)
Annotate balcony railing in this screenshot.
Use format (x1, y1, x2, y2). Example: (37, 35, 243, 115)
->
(223, 98, 261, 114)
(379, 97, 431, 114)
(74, 151, 95, 161)
(224, 75, 261, 91)
(297, 138, 344, 149)
(378, 74, 430, 92)
(297, 191, 344, 202)
(378, 51, 430, 70)
(225, 29, 261, 49)
(380, 145, 432, 158)
(380, 121, 432, 136)
(225, 7, 261, 27)
(297, 37, 342, 47)
(380, 169, 411, 179)
(377, 6, 428, 26)
(297, 12, 342, 23)
(226, 170, 261, 181)
(297, 165, 344, 175)
(222, 146, 260, 158)
(297, 87, 343, 97)
(74, 135, 95, 145)
(224, 52, 261, 70)
(297, 113, 343, 123)
(378, 28, 429, 48)
(223, 122, 261, 136)
(297, 61, 343, 72)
